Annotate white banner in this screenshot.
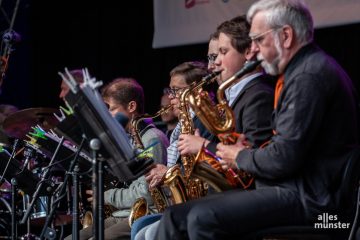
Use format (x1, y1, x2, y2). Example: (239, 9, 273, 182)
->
(153, 0, 360, 48)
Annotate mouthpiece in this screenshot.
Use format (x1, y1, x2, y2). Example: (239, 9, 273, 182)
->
(234, 59, 262, 79)
(203, 69, 223, 81)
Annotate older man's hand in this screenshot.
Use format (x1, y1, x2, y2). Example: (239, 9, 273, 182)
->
(216, 134, 248, 170)
(145, 164, 168, 189)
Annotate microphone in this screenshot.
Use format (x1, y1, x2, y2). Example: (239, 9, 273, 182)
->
(114, 112, 129, 128)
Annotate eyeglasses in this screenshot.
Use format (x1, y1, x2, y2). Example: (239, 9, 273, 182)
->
(163, 87, 187, 97)
(250, 28, 276, 44)
(207, 53, 218, 64)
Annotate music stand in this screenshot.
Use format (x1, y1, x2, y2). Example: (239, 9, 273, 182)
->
(58, 68, 153, 239)
(61, 68, 153, 182)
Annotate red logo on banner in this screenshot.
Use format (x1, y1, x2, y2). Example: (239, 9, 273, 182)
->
(185, 0, 209, 9)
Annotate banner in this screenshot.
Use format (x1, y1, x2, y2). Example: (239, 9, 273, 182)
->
(153, 0, 360, 48)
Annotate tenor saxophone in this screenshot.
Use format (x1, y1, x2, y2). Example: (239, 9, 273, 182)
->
(162, 70, 222, 201)
(128, 105, 173, 227)
(188, 60, 262, 191)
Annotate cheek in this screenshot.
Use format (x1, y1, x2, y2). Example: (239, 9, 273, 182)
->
(110, 110, 117, 117)
(170, 98, 178, 106)
(173, 108, 180, 117)
(221, 57, 245, 78)
(258, 41, 277, 61)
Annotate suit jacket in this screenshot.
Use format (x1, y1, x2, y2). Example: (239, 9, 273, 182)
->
(237, 43, 359, 219)
(207, 73, 274, 152)
(231, 74, 275, 148)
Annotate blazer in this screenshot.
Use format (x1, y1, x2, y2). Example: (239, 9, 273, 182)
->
(207, 73, 274, 152)
(237, 43, 359, 219)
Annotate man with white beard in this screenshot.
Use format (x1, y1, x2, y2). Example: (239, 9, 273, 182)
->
(154, 0, 359, 239)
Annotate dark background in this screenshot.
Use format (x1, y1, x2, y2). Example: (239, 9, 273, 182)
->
(1, 0, 360, 114)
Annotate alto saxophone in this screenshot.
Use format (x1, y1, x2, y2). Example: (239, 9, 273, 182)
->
(128, 105, 173, 227)
(188, 60, 262, 191)
(162, 70, 222, 201)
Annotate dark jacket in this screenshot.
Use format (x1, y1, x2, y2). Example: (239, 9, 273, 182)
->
(237, 43, 359, 219)
(207, 73, 274, 152)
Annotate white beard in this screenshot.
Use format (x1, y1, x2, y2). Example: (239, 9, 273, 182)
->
(258, 33, 283, 76)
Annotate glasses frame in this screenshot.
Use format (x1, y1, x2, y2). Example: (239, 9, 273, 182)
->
(250, 28, 279, 44)
(207, 53, 218, 65)
(163, 87, 188, 98)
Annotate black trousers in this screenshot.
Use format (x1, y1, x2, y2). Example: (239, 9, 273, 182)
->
(156, 187, 307, 240)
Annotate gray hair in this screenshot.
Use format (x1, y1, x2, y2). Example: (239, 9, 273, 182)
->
(247, 0, 313, 45)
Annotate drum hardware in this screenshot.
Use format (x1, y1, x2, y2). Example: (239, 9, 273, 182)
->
(0, 195, 11, 239)
(24, 126, 92, 180)
(2, 108, 60, 140)
(38, 136, 86, 240)
(11, 178, 18, 240)
(20, 136, 64, 227)
(0, 139, 19, 185)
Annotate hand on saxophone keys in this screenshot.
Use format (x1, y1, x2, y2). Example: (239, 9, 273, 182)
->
(145, 163, 168, 189)
(177, 129, 210, 155)
(216, 133, 248, 171)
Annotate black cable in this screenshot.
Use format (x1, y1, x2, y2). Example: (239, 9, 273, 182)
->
(39, 152, 77, 172)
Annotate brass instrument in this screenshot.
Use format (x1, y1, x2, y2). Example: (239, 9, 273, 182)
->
(129, 104, 173, 151)
(79, 179, 120, 229)
(188, 60, 262, 191)
(178, 70, 222, 179)
(128, 105, 173, 227)
(80, 210, 93, 229)
(162, 70, 222, 202)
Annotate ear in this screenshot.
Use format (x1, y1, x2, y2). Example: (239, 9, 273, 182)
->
(244, 47, 256, 61)
(282, 25, 294, 49)
(127, 101, 137, 114)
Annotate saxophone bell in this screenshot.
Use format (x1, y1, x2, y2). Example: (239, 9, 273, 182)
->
(128, 197, 149, 227)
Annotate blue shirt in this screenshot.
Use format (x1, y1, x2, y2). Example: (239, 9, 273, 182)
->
(225, 72, 263, 106)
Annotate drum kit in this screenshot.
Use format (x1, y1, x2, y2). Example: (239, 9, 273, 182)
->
(0, 107, 98, 239)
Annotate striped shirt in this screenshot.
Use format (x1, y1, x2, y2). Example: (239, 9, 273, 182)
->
(166, 111, 195, 167)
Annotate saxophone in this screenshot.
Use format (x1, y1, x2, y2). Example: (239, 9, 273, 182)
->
(188, 60, 262, 191)
(128, 105, 173, 227)
(79, 178, 121, 228)
(162, 70, 222, 201)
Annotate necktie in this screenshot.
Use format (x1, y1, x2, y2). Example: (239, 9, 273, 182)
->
(274, 74, 284, 109)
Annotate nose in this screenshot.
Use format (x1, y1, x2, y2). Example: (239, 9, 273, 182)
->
(214, 54, 221, 66)
(170, 98, 177, 105)
(59, 90, 65, 99)
(250, 41, 259, 54)
(208, 62, 215, 71)
(168, 93, 175, 100)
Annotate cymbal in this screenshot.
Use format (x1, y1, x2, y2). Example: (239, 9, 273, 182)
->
(2, 107, 59, 139)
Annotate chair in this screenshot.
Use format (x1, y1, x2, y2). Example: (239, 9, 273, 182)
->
(243, 147, 360, 240)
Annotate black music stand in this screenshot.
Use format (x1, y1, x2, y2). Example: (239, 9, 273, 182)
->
(57, 69, 153, 240)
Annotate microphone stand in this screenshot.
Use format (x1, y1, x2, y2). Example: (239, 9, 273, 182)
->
(90, 138, 104, 240)
(39, 137, 85, 239)
(11, 178, 17, 240)
(70, 137, 86, 240)
(20, 137, 64, 236)
(72, 164, 80, 240)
